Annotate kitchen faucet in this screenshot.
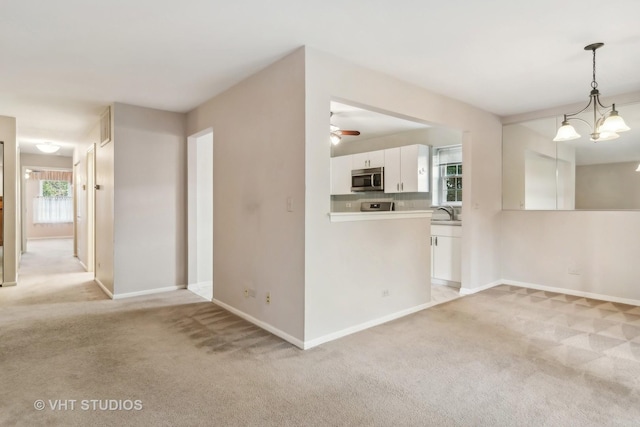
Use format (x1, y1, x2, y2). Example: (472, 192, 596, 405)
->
(436, 205, 455, 220)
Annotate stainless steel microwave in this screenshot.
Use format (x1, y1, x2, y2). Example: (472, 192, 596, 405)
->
(351, 167, 384, 192)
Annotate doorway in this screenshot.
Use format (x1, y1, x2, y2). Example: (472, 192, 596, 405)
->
(187, 129, 213, 301)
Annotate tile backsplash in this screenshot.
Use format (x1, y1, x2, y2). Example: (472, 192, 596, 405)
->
(331, 192, 432, 212)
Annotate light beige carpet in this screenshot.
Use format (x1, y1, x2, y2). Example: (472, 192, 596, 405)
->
(1, 239, 640, 426)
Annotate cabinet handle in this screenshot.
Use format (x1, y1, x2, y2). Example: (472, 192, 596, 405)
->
(396, 183, 399, 191)
(401, 182, 403, 191)
(435, 236, 438, 246)
(430, 237, 433, 246)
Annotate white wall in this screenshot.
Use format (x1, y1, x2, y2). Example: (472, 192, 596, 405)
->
(304, 48, 503, 342)
(501, 210, 640, 302)
(0, 116, 18, 285)
(186, 50, 306, 342)
(112, 103, 187, 296)
(95, 110, 115, 294)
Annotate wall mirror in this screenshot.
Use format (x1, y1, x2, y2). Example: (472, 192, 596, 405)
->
(502, 101, 640, 210)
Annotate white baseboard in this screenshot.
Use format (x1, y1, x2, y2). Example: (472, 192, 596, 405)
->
(460, 280, 502, 296)
(212, 299, 305, 349)
(502, 279, 640, 307)
(95, 278, 114, 299)
(303, 303, 431, 350)
(112, 285, 187, 300)
(1, 281, 17, 287)
(187, 281, 212, 292)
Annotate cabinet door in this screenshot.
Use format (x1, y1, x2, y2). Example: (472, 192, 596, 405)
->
(383, 147, 401, 193)
(352, 150, 385, 169)
(400, 144, 429, 193)
(352, 152, 369, 169)
(330, 156, 353, 195)
(368, 150, 385, 168)
(432, 235, 461, 282)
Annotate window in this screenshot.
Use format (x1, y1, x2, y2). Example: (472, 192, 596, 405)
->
(33, 179, 73, 224)
(433, 145, 462, 206)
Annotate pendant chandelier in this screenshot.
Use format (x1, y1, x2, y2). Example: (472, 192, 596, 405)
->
(553, 43, 630, 142)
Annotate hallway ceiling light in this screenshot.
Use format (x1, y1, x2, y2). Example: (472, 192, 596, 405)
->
(36, 142, 61, 153)
(553, 43, 630, 143)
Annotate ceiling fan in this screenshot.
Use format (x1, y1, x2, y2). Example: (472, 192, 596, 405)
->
(330, 112, 360, 145)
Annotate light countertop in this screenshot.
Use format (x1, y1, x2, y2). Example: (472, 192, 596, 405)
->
(329, 210, 433, 222)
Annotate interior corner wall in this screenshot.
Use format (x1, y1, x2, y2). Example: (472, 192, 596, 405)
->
(186, 48, 306, 344)
(0, 116, 17, 285)
(303, 48, 503, 342)
(112, 103, 187, 296)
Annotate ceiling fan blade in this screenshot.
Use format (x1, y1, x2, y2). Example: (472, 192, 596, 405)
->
(338, 130, 361, 136)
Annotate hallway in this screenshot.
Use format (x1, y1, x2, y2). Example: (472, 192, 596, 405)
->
(3, 238, 103, 305)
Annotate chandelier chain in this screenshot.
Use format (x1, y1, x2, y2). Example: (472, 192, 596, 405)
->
(591, 48, 598, 90)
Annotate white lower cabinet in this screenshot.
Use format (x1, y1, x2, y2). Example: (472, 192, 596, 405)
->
(430, 225, 461, 283)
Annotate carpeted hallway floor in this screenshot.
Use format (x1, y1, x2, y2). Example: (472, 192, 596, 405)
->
(1, 239, 640, 426)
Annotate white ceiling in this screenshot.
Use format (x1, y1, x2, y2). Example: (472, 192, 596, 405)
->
(330, 101, 430, 142)
(2, 0, 640, 155)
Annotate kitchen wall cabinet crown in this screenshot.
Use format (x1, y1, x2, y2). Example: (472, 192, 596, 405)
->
(384, 144, 429, 194)
(352, 150, 384, 169)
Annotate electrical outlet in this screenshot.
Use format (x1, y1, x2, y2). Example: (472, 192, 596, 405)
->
(266, 292, 271, 304)
(346, 202, 352, 208)
(382, 289, 390, 297)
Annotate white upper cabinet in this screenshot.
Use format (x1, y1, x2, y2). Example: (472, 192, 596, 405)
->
(384, 144, 429, 193)
(330, 155, 353, 195)
(352, 150, 384, 169)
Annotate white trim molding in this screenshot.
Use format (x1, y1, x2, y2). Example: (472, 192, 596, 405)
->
(460, 280, 502, 295)
(95, 278, 113, 299)
(502, 279, 640, 307)
(1, 281, 17, 287)
(303, 303, 430, 350)
(212, 299, 305, 349)
(112, 285, 187, 300)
